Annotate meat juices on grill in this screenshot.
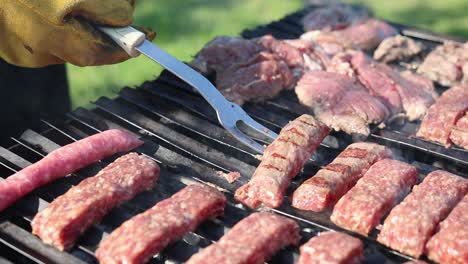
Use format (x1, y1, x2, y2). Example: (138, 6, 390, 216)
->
(330, 159, 418, 235)
(291, 142, 392, 212)
(235, 115, 329, 208)
(349, 51, 436, 120)
(450, 112, 468, 149)
(417, 85, 468, 147)
(302, 19, 398, 55)
(31, 153, 160, 251)
(296, 231, 364, 264)
(185, 212, 300, 264)
(418, 41, 468, 86)
(301, 3, 370, 32)
(377, 170, 468, 258)
(373, 35, 424, 63)
(0, 129, 143, 213)
(426, 194, 468, 264)
(295, 71, 390, 135)
(96, 184, 226, 264)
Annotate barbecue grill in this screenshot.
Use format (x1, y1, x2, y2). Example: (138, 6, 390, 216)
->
(0, 5, 466, 264)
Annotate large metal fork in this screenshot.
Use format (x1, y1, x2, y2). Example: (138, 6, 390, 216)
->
(99, 26, 277, 153)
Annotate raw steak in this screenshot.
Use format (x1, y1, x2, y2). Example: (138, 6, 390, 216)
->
(191, 36, 295, 105)
(303, 19, 398, 54)
(373, 35, 424, 63)
(190, 36, 263, 75)
(350, 51, 436, 120)
(418, 41, 468, 86)
(301, 3, 370, 32)
(256, 35, 329, 77)
(296, 71, 390, 135)
(217, 53, 294, 105)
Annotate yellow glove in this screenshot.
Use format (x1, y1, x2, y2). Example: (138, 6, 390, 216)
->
(0, 0, 155, 67)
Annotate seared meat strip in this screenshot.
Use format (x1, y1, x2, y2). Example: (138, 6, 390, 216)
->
(0, 129, 143, 213)
(373, 35, 424, 63)
(292, 142, 392, 212)
(235, 115, 329, 208)
(377, 170, 468, 258)
(185, 212, 300, 264)
(426, 194, 468, 264)
(301, 3, 370, 32)
(31, 153, 160, 251)
(417, 85, 468, 147)
(296, 71, 390, 135)
(449, 111, 468, 149)
(96, 184, 226, 264)
(417, 41, 468, 86)
(297, 231, 364, 264)
(331, 159, 418, 235)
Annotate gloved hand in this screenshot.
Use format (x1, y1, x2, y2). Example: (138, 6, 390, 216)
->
(0, 0, 155, 67)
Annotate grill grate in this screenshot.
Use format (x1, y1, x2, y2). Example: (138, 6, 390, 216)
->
(0, 5, 467, 264)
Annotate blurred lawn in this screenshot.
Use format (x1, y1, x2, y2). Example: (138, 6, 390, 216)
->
(67, 0, 468, 108)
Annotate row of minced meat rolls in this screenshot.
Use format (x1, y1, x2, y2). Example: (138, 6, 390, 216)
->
(0, 128, 371, 264)
(233, 114, 467, 263)
(1, 123, 465, 263)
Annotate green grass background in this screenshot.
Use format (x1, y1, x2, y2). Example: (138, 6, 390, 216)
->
(67, 0, 468, 108)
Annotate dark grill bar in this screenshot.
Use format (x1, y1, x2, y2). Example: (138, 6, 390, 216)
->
(0, 5, 466, 264)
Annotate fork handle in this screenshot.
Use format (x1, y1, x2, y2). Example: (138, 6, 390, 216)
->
(98, 26, 146, 57)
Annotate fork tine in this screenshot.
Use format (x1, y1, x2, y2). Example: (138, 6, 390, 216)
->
(224, 125, 266, 154)
(240, 115, 278, 141)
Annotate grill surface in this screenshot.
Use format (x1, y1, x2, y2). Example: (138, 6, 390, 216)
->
(1, 5, 467, 264)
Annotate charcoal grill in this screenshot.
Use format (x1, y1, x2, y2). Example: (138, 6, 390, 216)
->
(0, 5, 467, 264)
